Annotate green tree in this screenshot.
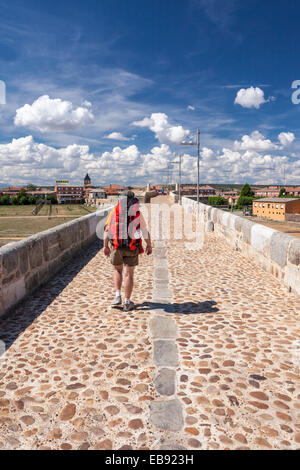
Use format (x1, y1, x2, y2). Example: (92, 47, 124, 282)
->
(237, 183, 255, 208)
(239, 183, 255, 198)
(208, 196, 228, 206)
(26, 184, 37, 191)
(279, 187, 287, 197)
(46, 195, 58, 205)
(27, 195, 36, 205)
(16, 189, 28, 205)
(236, 196, 255, 209)
(11, 196, 18, 205)
(18, 195, 29, 205)
(0, 195, 10, 205)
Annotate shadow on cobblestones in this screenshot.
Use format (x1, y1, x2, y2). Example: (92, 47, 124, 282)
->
(137, 300, 219, 315)
(0, 241, 103, 350)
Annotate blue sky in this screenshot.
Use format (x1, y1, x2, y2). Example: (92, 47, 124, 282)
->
(0, 0, 299, 186)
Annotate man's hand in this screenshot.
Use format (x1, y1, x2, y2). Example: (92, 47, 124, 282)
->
(104, 246, 111, 257)
(146, 244, 153, 256)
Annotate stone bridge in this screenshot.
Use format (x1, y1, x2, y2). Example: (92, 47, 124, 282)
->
(0, 197, 299, 450)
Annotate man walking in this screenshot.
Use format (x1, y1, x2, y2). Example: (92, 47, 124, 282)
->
(104, 190, 152, 311)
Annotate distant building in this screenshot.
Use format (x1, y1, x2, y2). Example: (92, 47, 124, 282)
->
(253, 186, 282, 198)
(253, 197, 300, 221)
(84, 174, 91, 186)
(88, 189, 107, 205)
(0, 187, 55, 200)
(83, 174, 95, 200)
(285, 186, 300, 197)
(222, 191, 239, 205)
(55, 184, 84, 204)
(1, 187, 23, 198)
(27, 190, 56, 200)
(102, 184, 126, 196)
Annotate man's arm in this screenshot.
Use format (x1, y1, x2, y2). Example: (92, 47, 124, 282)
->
(103, 226, 111, 257)
(140, 212, 152, 255)
(103, 207, 115, 257)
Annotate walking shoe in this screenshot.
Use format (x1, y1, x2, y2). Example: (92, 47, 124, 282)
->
(123, 300, 135, 312)
(111, 295, 122, 307)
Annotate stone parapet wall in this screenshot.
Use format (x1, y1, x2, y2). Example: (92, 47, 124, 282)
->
(182, 197, 300, 297)
(0, 207, 112, 317)
(286, 214, 300, 223)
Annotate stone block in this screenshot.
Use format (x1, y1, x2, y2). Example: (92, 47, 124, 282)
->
(46, 230, 59, 247)
(28, 239, 43, 270)
(153, 248, 167, 258)
(206, 221, 214, 233)
(57, 226, 74, 251)
(154, 369, 176, 396)
(211, 208, 218, 223)
(48, 244, 62, 261)
(270, 232, 292, 267)
(38, 265, 50, 286)
(18, 245, 29, 275)
(154, 268, 169, 281)
(150, 399, 183, 431)
(221, 212, 231, 227)
(2, 278, 26, 311)
(1, 245, 18, 275)
(150, 316, 177, 339)
(288, 238, 300, 266)
(154, 340, 178, 367)
(251, 223, 275, 255)
(25, 273, 39, 293)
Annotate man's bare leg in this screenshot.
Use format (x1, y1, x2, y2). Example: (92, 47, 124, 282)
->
(111, 265, 123, 306)
(124, 266, 135, 301)
(114, 265, 123, 292)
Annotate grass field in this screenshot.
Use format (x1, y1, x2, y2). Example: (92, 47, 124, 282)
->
(0, 204, 99, 247)
(0, 204, 97, 217)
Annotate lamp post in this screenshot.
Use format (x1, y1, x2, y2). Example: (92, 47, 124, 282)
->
(170, 156, 182, 205)
(181, 129, 201, 207)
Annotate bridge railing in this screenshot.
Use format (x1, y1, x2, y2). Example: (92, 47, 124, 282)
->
(0, 207, 112, 318)
(182, 197, 300, 297)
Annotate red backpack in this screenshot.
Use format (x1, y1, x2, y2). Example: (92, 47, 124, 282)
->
(108, 197, 144, 253)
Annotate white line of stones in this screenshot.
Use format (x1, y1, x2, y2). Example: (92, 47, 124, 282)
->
(148, 239, 185, 450)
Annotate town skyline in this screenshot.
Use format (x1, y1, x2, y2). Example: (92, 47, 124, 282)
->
(0, 0, 299, 187)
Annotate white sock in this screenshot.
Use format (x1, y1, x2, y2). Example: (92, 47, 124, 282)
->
(125, 298, 130, 304)
(116, 290, 121, 297)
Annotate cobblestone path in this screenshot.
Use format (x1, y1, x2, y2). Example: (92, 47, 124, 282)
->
(0, 197, 299, 450)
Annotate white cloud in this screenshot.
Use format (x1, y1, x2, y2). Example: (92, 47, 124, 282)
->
(278, 132, 295, 146)
(234, 87, 269, 109)
(0, 128, 298, 187)
(132, 113, 190, 144)
(86, 145, 140, 170)
(14, 95, 94, 132)
(105, 132, 131, 141)
(187, 105, 195, 111)
(0, 136, 93, 174)
(234, 131, 278, 151)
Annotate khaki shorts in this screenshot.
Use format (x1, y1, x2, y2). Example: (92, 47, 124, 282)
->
(110, 247, 139, 267)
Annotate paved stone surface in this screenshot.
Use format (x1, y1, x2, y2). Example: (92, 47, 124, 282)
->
(0, 243, 160, 450)
(0, 195, 299, 450)
(150, 317, 177, 339)
(150, 399, 184, 431)
(153, 341, 179, 368)
(154, 369, 176, 396)
(165, 198, 300, 450)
